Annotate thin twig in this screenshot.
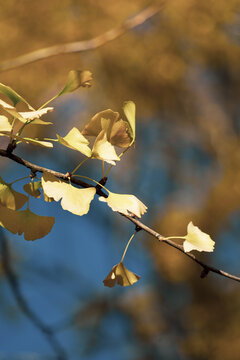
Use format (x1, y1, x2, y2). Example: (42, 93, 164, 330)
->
(0, 148, 240, 283)
(0, 4, 162, 72)
(0, 230, 68, 360)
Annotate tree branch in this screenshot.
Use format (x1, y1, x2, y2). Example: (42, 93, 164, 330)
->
(1, 148, 240, 283)
(0, 4, 162, 72)
(0, 230, 68, 360)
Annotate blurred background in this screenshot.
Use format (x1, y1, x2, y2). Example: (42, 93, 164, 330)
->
(0, 0, 240, 359)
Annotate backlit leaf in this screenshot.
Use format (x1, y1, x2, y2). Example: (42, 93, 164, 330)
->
(0, 99, 52, 124)
(0, 115, 12, 133)
(57, 70, 93, 97)
(183, 221, 215, 253)
(91, 130, 120, 165)
(0, 176, 28, 210)
(0, 205, 55, 240)
(103, 262, 140, 287)
(42, 173, 96, 216)
(57, 127, 92, 157)
(123, 101, 136, 145)
(99, 191, 147, 218)
(1, 132, 53, 148)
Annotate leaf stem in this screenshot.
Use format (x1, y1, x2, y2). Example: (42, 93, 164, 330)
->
(120, 231, 136, 263)
(38, 95, 58, 110)
(104, 146, 131, 176)
(73, 174, 109, 193)
(9, 175, 30, 186)
(71, 158, 89, 175)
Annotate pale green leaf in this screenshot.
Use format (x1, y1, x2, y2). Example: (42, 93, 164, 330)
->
(123, 101, 136, 144)
(183, 221, 215, 253)
(91, 130, 120, 165)
(41, 173, 96, 216)
(103, 262, 140, 287)
(99, 191, 147, 218)
(0, 115, 12, 133)
(1, 132, 53, 148)
(57, 127, 91, 157)
(57, 70, 93, 97)
(0, 83, 34, 109)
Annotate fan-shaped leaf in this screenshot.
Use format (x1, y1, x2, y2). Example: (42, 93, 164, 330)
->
(91, 130, 120, 165)
(23, 182, 41, 198)
(0, 205, 55, 240)
(0, 176, 28, 210)
(183, 222, 215, 253)
(58, 70, 93, 97)
(42, 173, 96, 216)
(57, 127, 91, 157)
(103, 262, 140, 287)
(99, 191, 147, 218)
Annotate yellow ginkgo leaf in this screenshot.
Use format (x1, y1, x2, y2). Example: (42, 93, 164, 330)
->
(0, 205, 55, 241)
(18, 107, 53, 121)
(57, 70, 93, 97)
(61, 185, 96, 216)
(0, 115, 12, 133)
(99, 191, 147, 218)
(0, 176, 28, 210)
(1, 132, 53, 148)
(57, 127, 91, 157)
(91, 130, 120, 165)
(0, 99, 52, 124)
(123, 101, 136, 145)
(23, 181, 41, 198)
(41, 173, 96, 216)
(41, 173, 68, 201)
(183, 222, 215, 253)
(103, 262, 140, 287)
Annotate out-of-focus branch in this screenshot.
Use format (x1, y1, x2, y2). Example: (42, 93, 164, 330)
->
(0, 148, 240, 283)
(0, 230, 68, 360)
(0, 4, 162, 72)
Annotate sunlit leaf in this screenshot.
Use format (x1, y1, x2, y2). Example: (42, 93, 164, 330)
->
(103, 262, 140, 287)
(0, 176, 28, 210)
(99, 191, 147, 218)
(57, 70, 93, 97)
(91, 130, 120, 165)
(57, 127, 92, 157)
(123, 101, 136, 144)
(17, 107, 53, 124)
(0, 205, 55, 240)
(0, 99, 52, 124)
(0, 115, 12, 133)
(1, 132, 53, 148)
(0, 83, 34, 109)
(23, 181, 41, 198)
(183, 221, 215, 253)
(42, 173, 96, 216)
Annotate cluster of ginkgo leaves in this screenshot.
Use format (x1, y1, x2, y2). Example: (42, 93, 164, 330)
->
(0, 70, 215, 287)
